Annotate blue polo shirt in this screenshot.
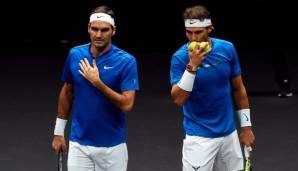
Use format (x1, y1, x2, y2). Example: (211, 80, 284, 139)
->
(62, 43, 139, 147)
(170, 38, 241, 138)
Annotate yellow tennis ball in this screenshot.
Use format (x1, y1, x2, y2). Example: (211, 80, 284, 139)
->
(199, 42, 211, 52)
(188, 41, 211, 52)
(188, 41, 199, 51)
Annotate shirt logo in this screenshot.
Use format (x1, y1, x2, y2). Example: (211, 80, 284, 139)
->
(103, 66, 114, 70)
(243, 114, 249, 121)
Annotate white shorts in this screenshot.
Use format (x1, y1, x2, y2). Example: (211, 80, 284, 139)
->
(182, 130, 243, 171)
(68, 141, 128, 171)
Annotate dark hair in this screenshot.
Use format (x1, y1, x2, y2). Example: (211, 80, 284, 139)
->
(91, 5, 115, 19)
(183, 5, 211, 20)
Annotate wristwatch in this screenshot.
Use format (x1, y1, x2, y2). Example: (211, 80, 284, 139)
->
(186, 64, 197, 73)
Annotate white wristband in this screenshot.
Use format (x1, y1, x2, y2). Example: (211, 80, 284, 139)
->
(177, 70, 196, 92)
(54, 118, 67, 136)
(237, 109, 252, 127)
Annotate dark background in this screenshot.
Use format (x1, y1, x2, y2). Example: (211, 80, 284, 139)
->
(2, 0, 298, 54)
(1, 0, 298, 171)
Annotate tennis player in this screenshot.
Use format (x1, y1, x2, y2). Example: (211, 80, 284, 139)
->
(51, 5, 139, 171)
(170, 5, 255, 171)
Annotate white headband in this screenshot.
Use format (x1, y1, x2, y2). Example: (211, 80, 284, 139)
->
(89, 13, 115, 27)
(185, 19, 212, 28)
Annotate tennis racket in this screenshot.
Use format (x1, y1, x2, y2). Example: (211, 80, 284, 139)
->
(244, 146, 252, 171)
(58, 150, 63, 171)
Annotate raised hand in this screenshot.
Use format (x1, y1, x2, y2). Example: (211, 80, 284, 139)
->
(79, 58, 100, 84)
(188, 44, 209, 68)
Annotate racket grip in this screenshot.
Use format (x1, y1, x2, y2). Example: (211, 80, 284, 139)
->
(244, 146, 252, 159)
(58, 150, 63, 171)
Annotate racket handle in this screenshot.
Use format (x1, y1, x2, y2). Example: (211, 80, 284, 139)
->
(58, 150, 63, 171)
(244, 146, 252, 159)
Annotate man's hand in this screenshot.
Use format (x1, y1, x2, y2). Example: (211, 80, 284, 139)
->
(188, 45, 209, 68)
(79, 58, 100, 84)
(52, 135, 67, 154)
(239, 127, 255, 147)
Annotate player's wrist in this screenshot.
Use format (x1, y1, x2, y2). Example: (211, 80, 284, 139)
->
(237, 109, 252, 127)
(54, 118, 67, 136)
(187, 62, 200, 69)
(177, 70, 196, 92)
(186, 64, 199, 74)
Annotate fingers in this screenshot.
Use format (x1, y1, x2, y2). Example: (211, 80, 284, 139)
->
(190, 47, 205, 57)
(193, 43, 200, 51)
(200, 50, 209, 58)
(54, 143, 67, 154)
(84, 58, 91, 68)
(93, 59, 97, 68)
(79, 58, 92, 75)
(79, 60, 87, 73)
(52, 136, 67, 154)
(80, 59, 87, 69)
(79, 62, 85, 72)
(240, 137, 255, 147)
(189, 48, 206, 65)
(79, 62, 87, 78)
(79, 58, 98, 69)
(52, 143, 63, 154)
(61, 143, 67, 153)
(78, 58, 99, 80)
(79, 58, 91, 70)
(78, 70, 86, 78)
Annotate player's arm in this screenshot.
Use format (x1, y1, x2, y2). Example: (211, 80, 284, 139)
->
(93, 85, 136, 113)
(231, 75, 249, 109)
(171, 47, 208, 106)
(231, 75, 255, 146)
(79, 58, 136, 112)
(52, 82, 73, 154)
(57, 83, 73, 119)
(171, 81, 192, 106)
